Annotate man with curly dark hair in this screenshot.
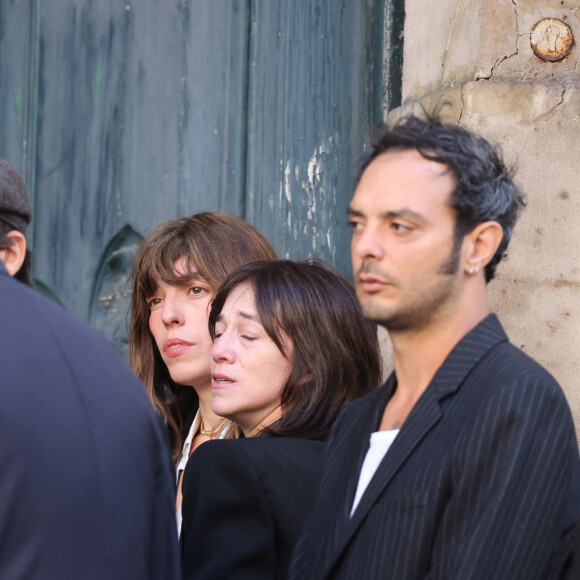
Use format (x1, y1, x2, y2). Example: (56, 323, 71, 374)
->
(290, 115, 579, 580)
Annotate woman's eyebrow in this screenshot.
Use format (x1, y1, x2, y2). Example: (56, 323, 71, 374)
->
(238, 310, 260, 322)
(215, 310, 259, 323)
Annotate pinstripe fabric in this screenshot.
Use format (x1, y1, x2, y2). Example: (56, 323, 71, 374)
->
(289, 314, 580, 580)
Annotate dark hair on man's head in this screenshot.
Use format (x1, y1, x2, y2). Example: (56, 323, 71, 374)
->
(128, 212, 278, 457)
(358, 114, 526, 282)
(208, 259, 382, 441)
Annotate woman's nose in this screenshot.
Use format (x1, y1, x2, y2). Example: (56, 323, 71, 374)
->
(211, 333, 235, 363)
(160, 297, 185, 327)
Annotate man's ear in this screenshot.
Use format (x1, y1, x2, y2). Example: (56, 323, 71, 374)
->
(0, 230, 27, 276)
(462, 221, 504, 275)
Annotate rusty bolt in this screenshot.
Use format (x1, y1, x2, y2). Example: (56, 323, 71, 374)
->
(530, 18, 574, 62)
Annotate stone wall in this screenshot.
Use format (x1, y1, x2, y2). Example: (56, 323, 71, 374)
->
(388, 0, 580, 434)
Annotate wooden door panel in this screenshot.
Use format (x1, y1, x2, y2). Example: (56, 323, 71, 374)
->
(245, 0, 385, 276)
(0, 0, 401, 354)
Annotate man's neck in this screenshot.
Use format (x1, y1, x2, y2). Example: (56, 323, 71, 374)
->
(396, 295, 489, 390)
(379, 296, 489, 432)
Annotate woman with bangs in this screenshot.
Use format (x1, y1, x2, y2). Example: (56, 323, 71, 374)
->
(128, 212, 277, 532)
(180, 259, 382, 579)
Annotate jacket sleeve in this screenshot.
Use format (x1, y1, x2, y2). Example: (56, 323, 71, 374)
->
(180, 440, 275, 580)
(428, 375, 580, 580)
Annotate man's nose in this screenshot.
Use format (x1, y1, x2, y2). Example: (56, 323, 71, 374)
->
(352, 226, 385, 261)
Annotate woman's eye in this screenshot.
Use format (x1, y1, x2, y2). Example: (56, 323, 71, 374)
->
(347, 220, 363, 231)
(189, 286, 205, 296)
(147, 297, 162, 308)
(241, 335, 257, 342)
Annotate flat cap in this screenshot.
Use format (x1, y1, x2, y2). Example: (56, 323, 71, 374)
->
(0, 158, 32, 234)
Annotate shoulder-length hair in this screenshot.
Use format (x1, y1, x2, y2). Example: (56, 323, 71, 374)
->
(129, 212, 277, 454)
(208, 259, 382, 440)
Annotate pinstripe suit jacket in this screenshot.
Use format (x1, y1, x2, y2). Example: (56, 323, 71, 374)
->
(290, 314, 580, 580)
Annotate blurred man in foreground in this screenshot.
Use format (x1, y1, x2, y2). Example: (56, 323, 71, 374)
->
(0, 158, 179, 579)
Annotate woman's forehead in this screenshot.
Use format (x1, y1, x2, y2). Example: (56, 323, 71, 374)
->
(147, 258, 208, 291)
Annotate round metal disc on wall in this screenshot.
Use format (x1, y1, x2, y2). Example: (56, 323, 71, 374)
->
(530, 18, 574, 62)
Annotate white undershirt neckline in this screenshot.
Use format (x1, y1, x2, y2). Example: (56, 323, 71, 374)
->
(175, 411, 230, 535)
(176, 411, 202, 477)
(350, 429, 399, 517)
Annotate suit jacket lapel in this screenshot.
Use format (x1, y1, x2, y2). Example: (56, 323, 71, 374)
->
(303, 382, 392, 577)
(322, 314, 508, 578)
(338, 377, 396, 521)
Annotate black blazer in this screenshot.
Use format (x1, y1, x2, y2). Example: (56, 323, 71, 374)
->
(180, 436, 325, 579)
(0, 264, 180, 579)
(290, 314, 580, 580)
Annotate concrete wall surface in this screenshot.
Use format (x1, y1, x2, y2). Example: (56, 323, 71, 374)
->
(392, 0, 580, 434)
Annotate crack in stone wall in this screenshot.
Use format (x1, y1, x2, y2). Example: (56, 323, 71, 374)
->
(477, 0, 520, 81)
(458, 83, 466, 123)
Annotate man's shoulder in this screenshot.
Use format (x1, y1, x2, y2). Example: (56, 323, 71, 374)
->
(448, 313, 562, 398)
(0, 269, 105, 346)
(0, 264, 160, 432)
(449, 334, 574, 445)
(479, 335, 561, 393)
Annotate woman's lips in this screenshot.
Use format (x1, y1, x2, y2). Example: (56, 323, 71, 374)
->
(163, 338, 193, 358)
(211, 373, 235, 389)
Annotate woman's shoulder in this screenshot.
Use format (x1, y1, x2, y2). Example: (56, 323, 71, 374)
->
(199, 436, 323, 459)
(242, 436, 325, 464)
(187, 437, 325, 481)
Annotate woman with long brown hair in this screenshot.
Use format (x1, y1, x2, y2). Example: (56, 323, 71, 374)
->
(128, 212, 277, 530)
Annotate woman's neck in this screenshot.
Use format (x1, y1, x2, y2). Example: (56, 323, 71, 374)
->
(196, 385, 226, 431)
(243, 405, 282, 438)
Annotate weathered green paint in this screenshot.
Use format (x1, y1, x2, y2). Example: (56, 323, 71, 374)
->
(94, 59, 102, 105)
(245, 0, 391, 276)
(12, 92, 21, 115)
(0, 0, 402, 352)
(0, 0, 41, 251)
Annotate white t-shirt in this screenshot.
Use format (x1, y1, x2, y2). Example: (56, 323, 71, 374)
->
(350, 429, 399, 517)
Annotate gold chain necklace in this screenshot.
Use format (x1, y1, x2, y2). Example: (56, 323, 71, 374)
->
(199, 418, 225, 438)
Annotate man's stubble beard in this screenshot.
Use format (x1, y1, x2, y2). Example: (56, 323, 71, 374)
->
(358, 233, 463, 333)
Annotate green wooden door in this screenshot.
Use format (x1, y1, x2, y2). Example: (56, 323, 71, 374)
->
(0, 0, 403, 355)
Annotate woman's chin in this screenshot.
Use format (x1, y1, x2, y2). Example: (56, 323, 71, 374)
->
(168, 371, 211, 391)
(211, 405, 231, 419)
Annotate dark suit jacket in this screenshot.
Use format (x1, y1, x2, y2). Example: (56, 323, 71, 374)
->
(561, 518, 580, 580)
(290, 314, 580, 580)
(180, 436, 325, 579)
(0, 264, 180, 579)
